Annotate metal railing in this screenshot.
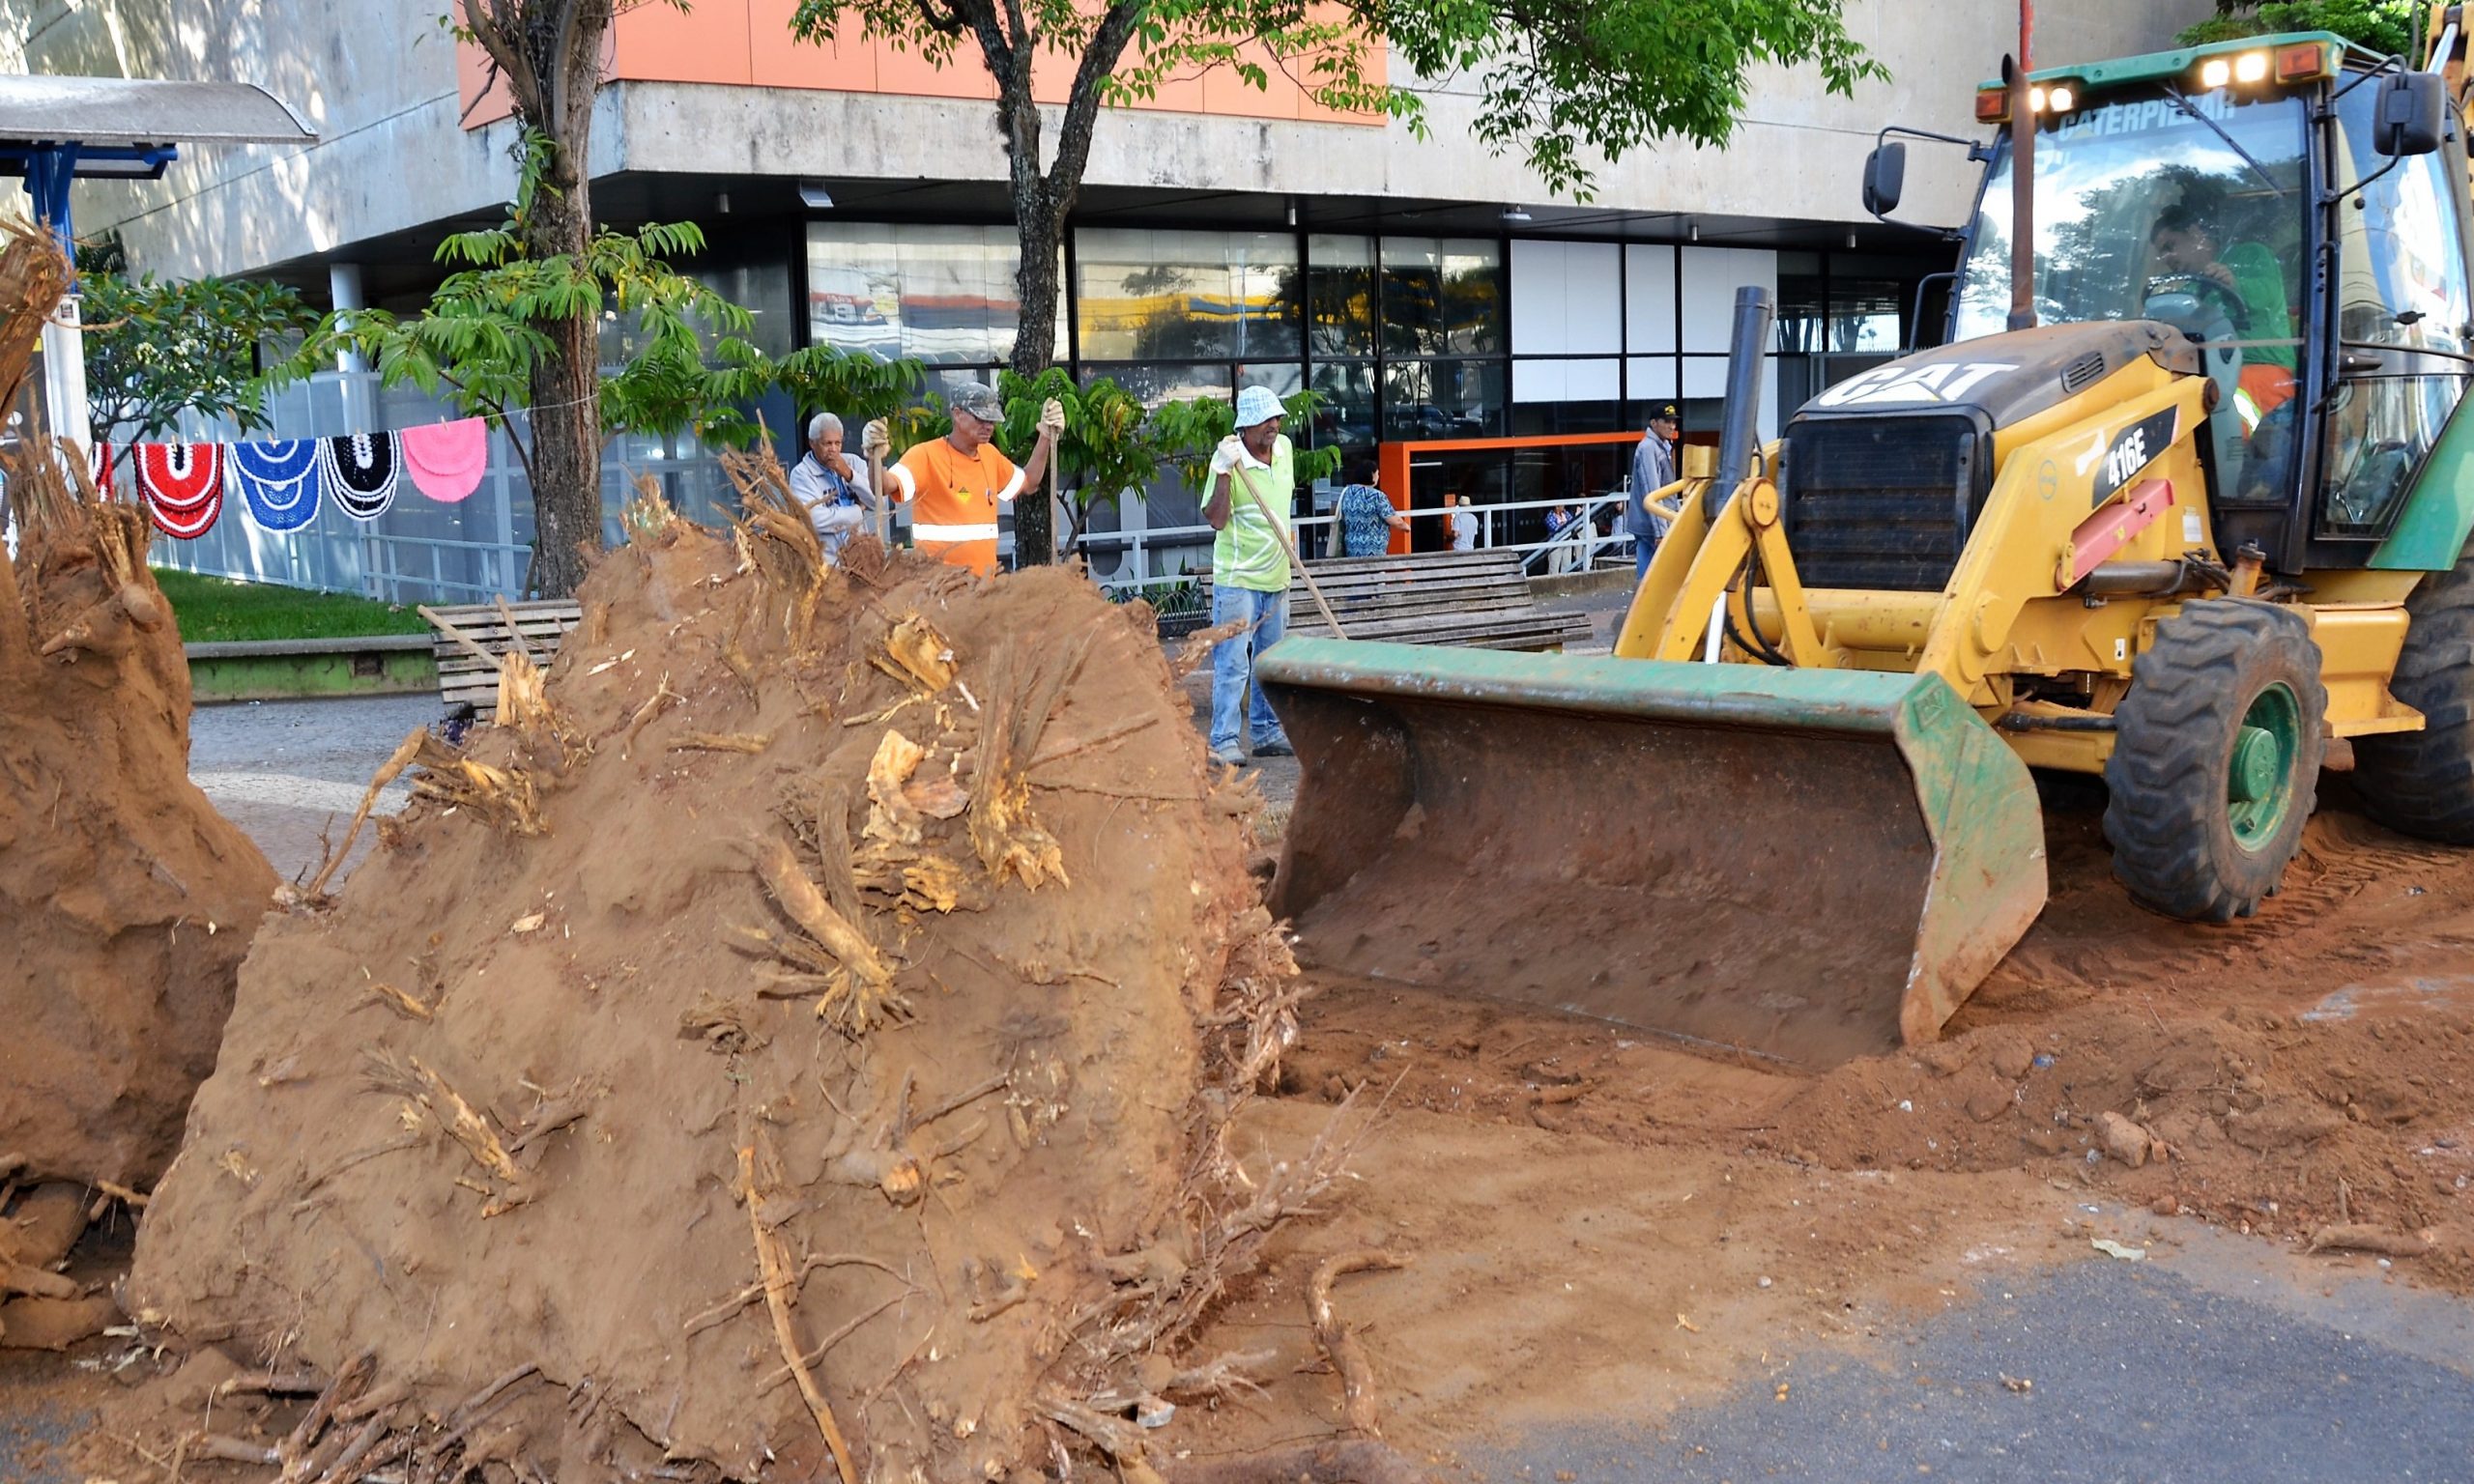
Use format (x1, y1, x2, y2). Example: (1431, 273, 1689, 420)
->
(1071, 489, 1643, 605)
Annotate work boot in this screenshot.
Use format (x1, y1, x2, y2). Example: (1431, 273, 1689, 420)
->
(1251, 733, 1295, 757)
(1211, 744, 1246, 767)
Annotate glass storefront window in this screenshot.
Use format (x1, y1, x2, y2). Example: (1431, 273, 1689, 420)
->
(1074, 229, 1301, 361)
(1083, 361, 1232, 410)
(1382, 238, 1503, 356)
(807, 223, 1048, 365)
(1309, 236, 1377, 357)
(1310, 362, 1377, 451)
(1385, 359, 1506, 439)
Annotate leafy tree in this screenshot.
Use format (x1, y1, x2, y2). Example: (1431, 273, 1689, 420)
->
(788, 0, 1884, 565)
(2178, 0, 2420, 54)
(452, 0, 685, 595)
(273, 171, 769, 580)
(75, 240, 316, 445)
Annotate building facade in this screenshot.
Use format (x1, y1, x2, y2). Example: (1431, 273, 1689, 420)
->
(10, 0, 2209, 592)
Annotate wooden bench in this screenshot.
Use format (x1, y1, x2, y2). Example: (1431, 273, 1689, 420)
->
(1204, 549, 1597, 651)
(418, 599, 584, 723)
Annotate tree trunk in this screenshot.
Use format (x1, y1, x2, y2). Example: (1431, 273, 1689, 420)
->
(461, 0, 618, 598)
(522, 167, 602, 597)
(1010, 184, 1066, 566)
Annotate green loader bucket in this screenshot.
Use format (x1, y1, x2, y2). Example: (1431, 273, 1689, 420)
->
(1255, 639, 2050, 1068)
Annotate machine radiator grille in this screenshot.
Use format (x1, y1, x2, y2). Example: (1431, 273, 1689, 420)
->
(1782, 416, 1980, 592)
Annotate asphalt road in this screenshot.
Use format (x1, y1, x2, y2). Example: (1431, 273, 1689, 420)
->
(1468, 1223, 2474, 1483)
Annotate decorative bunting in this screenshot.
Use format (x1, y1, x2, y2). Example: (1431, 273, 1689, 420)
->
(230, 439, 323, 531)
(135, 442, 223, 512)
(135, 442, 225, 537)
(318, 432, 402, 521)
(400, 417, 488, 503)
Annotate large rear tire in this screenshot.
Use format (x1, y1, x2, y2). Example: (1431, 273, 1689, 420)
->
(2103, 599, 2326, 921)
(2353, 555, 2474, 842)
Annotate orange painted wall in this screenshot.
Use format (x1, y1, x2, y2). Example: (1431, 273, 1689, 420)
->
(460, 4, 1384, 129)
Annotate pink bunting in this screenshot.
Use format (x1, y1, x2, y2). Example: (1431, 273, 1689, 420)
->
(399, 417, 488, 503)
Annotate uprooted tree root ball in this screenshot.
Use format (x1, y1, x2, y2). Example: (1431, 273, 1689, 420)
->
(0, 216, 276, 1235)
(128, 466, 1343, 1483)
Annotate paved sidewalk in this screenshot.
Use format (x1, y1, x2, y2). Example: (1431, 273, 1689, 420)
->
(189, 695, 430, 882)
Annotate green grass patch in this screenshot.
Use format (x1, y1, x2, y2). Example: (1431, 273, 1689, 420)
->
(154, 568, 433, 644)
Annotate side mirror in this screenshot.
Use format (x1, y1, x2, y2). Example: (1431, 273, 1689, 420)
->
(2376, 71, 2445, 157)
(1862, 142, 1907, 217)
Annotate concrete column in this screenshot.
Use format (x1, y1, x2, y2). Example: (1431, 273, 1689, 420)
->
(40, 301, 92, 449)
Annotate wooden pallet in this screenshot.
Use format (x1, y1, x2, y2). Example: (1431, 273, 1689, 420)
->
(419, 599, 585, 722)
(1204, 549, 1597, 652)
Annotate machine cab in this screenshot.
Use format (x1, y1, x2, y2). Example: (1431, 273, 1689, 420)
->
(1948, 35, 2474, 570)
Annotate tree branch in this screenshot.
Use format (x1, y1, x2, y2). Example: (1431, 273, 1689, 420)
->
(1048, 0, 1148, 196)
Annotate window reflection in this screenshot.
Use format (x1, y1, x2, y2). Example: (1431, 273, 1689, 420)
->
(1308, 235, 1377, 357)
(1381, 238, 1503, 357)
(807, 224, 1044, 364)
(1074, 229, 1302, 360)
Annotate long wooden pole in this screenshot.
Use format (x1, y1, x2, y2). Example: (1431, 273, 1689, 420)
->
(1230, 464, 1348, 640)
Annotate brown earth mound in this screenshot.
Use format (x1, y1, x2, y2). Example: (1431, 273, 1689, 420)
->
(127, 477, 1326, 1484)
(0, 220, 276, 1202)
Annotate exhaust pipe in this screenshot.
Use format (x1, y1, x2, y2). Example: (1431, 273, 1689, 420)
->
(1711, 286, 1775, 515)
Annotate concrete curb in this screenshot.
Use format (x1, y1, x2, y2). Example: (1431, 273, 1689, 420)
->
(185, 634, 437, 703)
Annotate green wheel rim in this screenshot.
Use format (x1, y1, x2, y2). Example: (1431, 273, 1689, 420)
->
(2228, 682, 2303, 848)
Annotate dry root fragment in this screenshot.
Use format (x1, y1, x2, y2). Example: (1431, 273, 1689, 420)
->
(880, 614, 957, 692)
(1309, 1249, 1410, 1436)
(2307, 1224, 2433, 1257)
(669, 730, 773, 755)
(1169, 617, 1251, 678)
(737, 1118, 859, 1484)
(749, 834, 905, 1033)
(363, 1051, 523, 1188)
(366, 981, 434, 1021)
(862, 728, 929, 847)
(621, 671, 684, 757)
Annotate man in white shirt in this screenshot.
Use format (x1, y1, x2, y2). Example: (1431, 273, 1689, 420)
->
(787, 412, 877, 562)
(1445, 491, 1479, 552)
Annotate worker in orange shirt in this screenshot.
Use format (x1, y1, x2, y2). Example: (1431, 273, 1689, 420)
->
(860, 382, 1063, 576)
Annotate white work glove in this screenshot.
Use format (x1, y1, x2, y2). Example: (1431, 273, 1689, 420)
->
(1037, 397, 1067, 439)
(1209, 435, 1247, 476)
(859, 418, 891, 458)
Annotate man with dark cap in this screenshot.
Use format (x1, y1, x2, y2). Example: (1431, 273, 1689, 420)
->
(862, 382, 1061, 576)
(1628, 402, 1682, 583)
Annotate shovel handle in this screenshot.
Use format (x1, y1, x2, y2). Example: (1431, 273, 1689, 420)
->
(865, 446, 889, 547)
(1231, 465, 1348, 641)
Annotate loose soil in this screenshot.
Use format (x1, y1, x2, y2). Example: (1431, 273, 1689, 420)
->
(0, 219, 275, 1214)
(120, 483, 1313, 1484)
(1194, 778, 2473, 1458)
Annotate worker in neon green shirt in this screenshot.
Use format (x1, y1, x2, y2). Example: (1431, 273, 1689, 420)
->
(1202, 385, 1297, 767)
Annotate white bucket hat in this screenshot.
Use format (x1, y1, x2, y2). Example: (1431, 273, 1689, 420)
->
(1234, 385, 1286, 429)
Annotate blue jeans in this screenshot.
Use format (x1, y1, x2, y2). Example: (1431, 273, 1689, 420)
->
(1633, 533, 1656, 584)
(1210, 583, 1288, 751)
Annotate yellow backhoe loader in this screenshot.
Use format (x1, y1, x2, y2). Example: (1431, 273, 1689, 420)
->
(1259, 18, 2474, 1067)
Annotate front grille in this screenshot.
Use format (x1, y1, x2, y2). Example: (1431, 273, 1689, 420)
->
(1781, 416, 1981, 592)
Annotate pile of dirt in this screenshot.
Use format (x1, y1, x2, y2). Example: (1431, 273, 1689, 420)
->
(0, 218, 275, 1254)
(125, 473, 1329, 1483)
